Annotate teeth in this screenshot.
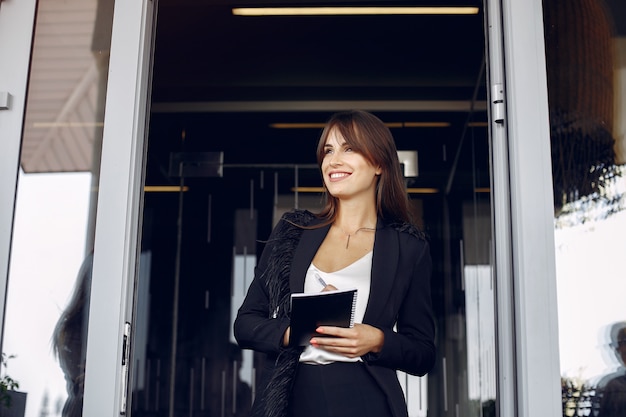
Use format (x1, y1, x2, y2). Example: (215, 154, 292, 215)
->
(330, 173, 348, 179)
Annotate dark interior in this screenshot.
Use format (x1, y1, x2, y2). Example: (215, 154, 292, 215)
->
(146, 0, 489, 194)
(133, 1, 493, 416)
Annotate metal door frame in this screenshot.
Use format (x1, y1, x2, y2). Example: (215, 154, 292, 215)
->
(82, 0, 156, 415)
(487, 0, 561, 415)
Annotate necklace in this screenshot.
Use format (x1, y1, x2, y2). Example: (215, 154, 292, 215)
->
(336, 225, 376, 249)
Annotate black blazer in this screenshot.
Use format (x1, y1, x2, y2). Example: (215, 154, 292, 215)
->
(235, 213, 436, 417)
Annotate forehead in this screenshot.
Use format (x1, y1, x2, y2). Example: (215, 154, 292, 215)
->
(324, 128, 347, 145)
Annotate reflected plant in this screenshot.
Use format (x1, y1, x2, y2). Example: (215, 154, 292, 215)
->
(562, 376, 595, 417)
(0, 353, 19, 408)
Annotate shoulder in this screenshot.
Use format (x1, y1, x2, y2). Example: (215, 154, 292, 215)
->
(268, 209, 320, 239)
(280, 209, 318, 226)
(386, 219, 428, 242)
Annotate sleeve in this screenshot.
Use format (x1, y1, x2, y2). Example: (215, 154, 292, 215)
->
(233, 222, 291, 356)
(363, 239, 436, 376)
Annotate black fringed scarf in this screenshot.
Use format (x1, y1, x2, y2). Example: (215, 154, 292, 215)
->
(257, 210, 316, 417)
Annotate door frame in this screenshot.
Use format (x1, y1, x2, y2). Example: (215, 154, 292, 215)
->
(490, 0, 561, 415)
(80, 0, 562, 415)
(81, 0, 156, 415)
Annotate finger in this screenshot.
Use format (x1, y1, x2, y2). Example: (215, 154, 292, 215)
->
(316, 326, 351, 337)
(310, 338, 361, 356)
(311, 334, 356, 348)
(322, 284, 338, 292)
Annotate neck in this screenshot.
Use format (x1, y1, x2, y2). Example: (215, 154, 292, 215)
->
(334, 201, 377, 233)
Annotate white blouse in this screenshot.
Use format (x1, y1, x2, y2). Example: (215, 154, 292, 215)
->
(298, 251, 373, 364)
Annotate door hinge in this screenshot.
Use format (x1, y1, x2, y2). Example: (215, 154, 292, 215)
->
(491, 84, 505, 124)
(120, 322, 131, 415)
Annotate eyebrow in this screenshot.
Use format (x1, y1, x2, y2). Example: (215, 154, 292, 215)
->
(324, 141, 348, 148)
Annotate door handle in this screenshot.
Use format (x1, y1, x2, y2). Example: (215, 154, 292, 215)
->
(0, 92, 11, 110)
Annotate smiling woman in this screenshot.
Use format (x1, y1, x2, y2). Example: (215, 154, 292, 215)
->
(234, 110, 436, 417)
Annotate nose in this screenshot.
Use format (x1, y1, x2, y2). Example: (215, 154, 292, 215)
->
(329, 151, 342, 167)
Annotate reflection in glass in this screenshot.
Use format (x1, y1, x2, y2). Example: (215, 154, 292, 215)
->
(0, 0, 113, 416)
(544, 0, 626, 416)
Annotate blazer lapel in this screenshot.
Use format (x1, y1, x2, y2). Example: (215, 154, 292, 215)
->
(289, 221, 330, 293)
(364, 223, 399, 323)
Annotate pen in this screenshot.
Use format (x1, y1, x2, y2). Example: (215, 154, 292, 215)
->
(315, 272, 328, 287)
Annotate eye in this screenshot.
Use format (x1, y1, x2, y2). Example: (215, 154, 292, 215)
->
(344, 147, 353, 152)
(324, 147, 334, 155)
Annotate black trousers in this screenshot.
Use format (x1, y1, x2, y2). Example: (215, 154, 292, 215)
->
(288, 362, 392, 417)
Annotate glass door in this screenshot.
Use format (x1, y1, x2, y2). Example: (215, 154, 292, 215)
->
(0, 1, 114, 416)
(127, 3, 498, 416)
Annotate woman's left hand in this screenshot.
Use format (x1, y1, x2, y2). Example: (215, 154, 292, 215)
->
(310, 323, 384, 358)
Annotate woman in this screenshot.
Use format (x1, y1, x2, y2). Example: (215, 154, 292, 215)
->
(234, 110, 436, 417)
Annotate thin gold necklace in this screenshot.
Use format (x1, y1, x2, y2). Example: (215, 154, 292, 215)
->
(336, 225, 376, 249)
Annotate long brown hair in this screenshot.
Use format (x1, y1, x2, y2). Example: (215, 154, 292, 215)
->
(316, 110, 412, 224)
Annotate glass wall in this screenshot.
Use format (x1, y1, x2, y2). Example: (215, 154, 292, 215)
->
(543, 0, 626, 415)
(0, 0, 114, 416)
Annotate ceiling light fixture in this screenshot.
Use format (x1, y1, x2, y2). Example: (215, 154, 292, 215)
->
(402, 122, 451, 128)
(406, 188, 439, 194)
(144, 186, 190, 192)
(232, 6, 479, 16)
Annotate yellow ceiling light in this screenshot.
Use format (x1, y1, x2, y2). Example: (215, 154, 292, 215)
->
(402, 122, 451, 128)
(407, 188, 439, 194)
(291, 187, 325, 193)
(232, 7, 479, 16)
(144, 186, 189, 192)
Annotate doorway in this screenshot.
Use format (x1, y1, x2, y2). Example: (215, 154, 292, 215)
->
(130, 2, 494, 417)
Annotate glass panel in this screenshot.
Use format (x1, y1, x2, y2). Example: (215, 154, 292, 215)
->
(129, 3, 496, 416)
(542, 0, 626, 416)
(0, 0, 114, 416)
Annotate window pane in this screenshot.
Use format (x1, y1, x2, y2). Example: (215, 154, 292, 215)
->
(0, 0, 114, 416)
(543, 0, 626, 416)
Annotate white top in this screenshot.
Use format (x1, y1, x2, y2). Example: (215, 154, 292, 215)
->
(298, 251, 373, 364)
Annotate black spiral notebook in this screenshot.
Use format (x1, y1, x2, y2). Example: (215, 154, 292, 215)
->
(289, 288, 358, 347)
